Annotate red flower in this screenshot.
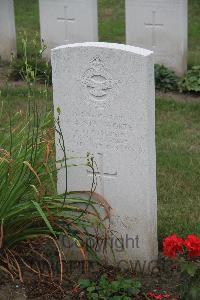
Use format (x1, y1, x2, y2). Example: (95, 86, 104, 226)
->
(184, 235, 200, 258)
(171, 264, 177, 270)
(147, 291, 171, 299)
(163, 234, 184, 258)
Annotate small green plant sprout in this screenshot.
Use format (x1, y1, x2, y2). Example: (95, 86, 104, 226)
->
(79, 275, 142, 299)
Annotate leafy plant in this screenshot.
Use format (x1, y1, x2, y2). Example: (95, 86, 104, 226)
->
(0, 101, 108, 280)
(79, 275, 142, 299)
(0, 37, 107, 283)
(155, 64, 179, 92)
(179, 65, 200, 93)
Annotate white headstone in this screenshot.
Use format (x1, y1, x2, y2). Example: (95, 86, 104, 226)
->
(39, 0, 98, 59)
(126, 0, 188, 75)
(0, 0, 16, 61)
(52, 42, 158, 270)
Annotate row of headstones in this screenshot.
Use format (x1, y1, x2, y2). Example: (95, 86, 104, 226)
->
(0, 0, 187, 75)
(0, 0, 184, 270)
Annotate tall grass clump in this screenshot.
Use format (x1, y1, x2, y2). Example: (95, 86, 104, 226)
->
(0, 38, 108, 283)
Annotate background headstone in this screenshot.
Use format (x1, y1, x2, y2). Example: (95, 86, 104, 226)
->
(52, 42, 158, 269)
(126, 0, 188, 75)
(39, 0, 98, 59)
(0, 0, 16, 61)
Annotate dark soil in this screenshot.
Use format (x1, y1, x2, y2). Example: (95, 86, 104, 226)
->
(0, 255, 182, 299)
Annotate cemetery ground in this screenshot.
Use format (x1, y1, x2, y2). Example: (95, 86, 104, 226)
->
(1, 85, 200, 241)
(0, 1, 200, 299)
(0, 83, 200, 299)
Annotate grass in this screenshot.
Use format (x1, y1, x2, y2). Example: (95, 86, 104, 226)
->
(156, 98, 200, 241)
(0, 85, 52, 115)
(14, 0, 40, 57)
(188, 0, 200, 67)
(13, 0, 200, 66)
(1, 86, 200, 243)
(98, 0, 125, 44)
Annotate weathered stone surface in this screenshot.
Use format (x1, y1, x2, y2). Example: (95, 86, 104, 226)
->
(0, 0, 16, 61)
(52, 42, 158, 270)
(126, 0, 188, 75)
(39, 0, 98, 59)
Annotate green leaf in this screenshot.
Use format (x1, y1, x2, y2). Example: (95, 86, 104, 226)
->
(112, 296, 131, 300)
(87, 286, 96, 293)
(127, 287, 140, 296)
(79, 279, 91, 289)
(181, 261, 198, 277)
(31, 200, 56, 237)
(90, 293, 99, 300)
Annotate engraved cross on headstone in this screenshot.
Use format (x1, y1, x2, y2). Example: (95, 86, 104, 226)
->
(57, 6, 75, 43)
(87, 153, 117, 197)
(144, 11, 164, 47)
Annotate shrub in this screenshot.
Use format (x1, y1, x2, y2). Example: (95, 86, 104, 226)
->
(179, 66, 200, 93)
(0, 102, 107, 281)
(0, 37, 107, 283)
(155, 64, 179, 92)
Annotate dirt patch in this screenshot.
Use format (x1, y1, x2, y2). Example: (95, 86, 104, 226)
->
(157, 91, 200, 103)
(0, 255, 181, 299)
(0, 279, 27, 300)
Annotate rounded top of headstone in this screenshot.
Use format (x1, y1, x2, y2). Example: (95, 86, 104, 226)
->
(52, 42, 153, 57)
